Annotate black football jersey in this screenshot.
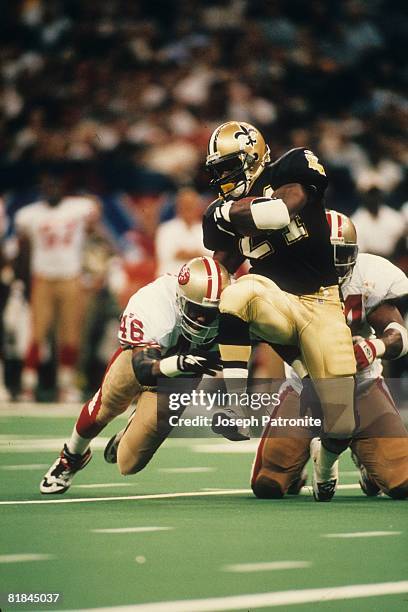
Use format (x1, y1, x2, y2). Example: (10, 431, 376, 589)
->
(203, 147, 337, 295)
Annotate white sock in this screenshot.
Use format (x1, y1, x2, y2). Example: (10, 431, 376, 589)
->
(319, 444, 339, 480)
(22, 367, 37, 391)
(66, 426, 91, 456)
(58, 366, 75, 391)
(221, 367, 248, 414)
(223, 367, 248, 393)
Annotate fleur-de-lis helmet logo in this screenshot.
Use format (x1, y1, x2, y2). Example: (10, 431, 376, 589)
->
(234, 125, 258, 158)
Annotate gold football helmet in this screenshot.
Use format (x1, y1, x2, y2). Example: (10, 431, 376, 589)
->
(325, 209, 358, 283)
(206, 121, 270, 200)
(177, 256, 230, 344)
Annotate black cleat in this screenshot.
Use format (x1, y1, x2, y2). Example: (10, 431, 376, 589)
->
(103, 429, 125, 464)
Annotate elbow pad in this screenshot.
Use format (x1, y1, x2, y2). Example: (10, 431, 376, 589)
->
(132, 347, 161, 386)
(250, 197, 290, 230)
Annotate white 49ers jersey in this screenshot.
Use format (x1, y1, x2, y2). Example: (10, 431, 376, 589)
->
(118, 275, 183, 352)
(341, 253, 408, 380)
(285, 253, 408, 388)
(15, 197, 98, 279)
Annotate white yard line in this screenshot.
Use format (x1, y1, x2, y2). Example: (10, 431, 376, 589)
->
(0, 405, 82, 417)
(193, 442, 259, 453)
(0, 488, 251, 505)
(158, 467, 216, 473)
(73, 483, 136, 489)
(0, 437, 110, 452)
(71, 581, 408, 611)
(0, 483, 362, 506)
(1, 464, 49, 470)
(0, 553, 54, 563)
(0, 404, 132, 418)
(223, 561, 311, 573)
(323, 531, 401, 538)
(92, 527, 173, 534)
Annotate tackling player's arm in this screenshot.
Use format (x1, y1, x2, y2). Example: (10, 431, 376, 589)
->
(353, 302, 408, 370)
(131, 346, 221, 385)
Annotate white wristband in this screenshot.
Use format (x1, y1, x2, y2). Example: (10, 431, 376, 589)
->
(384, 322, 408, 358)
(159, 355, 180, 377)
(250, 198, 290, 230)
(370, 339, 386, 358)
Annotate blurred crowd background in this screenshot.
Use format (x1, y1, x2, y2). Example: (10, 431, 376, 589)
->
(0, 0, 407, 401)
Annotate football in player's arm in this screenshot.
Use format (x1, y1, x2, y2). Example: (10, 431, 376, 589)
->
(252, 212, 408, 501)
(40, 256, 229, 494)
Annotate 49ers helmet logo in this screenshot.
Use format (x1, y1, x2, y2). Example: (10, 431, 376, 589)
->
(178, 265, 190, 285)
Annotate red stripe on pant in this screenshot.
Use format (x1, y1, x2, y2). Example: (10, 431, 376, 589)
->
(25, 342, 40, 369)
(59, 344, 78, 367)
(250, 386, 293, 486)
(75, 347, 123, 439)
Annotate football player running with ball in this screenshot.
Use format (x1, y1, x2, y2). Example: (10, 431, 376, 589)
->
(203, 121, 357, 501)
(40, 257, 229, 494)
(252, 211, 408, 501)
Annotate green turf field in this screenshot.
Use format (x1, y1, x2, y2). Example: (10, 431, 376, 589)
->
(0, 404, 407, 611)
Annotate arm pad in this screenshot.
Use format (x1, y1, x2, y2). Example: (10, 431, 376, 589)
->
(250, 197, 290, 230)
(132, 347, 161, 386)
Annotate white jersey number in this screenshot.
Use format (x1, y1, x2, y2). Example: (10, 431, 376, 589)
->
(239, 236, 274, 259)
(119, 315, 145, 344)
(282, 216, 308, 244)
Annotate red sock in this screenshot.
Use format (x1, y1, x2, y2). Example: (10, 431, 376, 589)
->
(74, 347, 123, 439)
(75, 391, 106, 439)
(60, 344, 78, 367)
(25, 342, 40, 369)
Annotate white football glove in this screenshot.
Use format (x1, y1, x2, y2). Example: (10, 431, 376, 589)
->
(353, 336, 385, 371)
(160, 349, 221, 377)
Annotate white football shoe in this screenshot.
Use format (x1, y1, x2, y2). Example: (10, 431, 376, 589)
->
(310, 438, 338, 502)
(40, 444, 92, 494)
(211, 407, 250, 441)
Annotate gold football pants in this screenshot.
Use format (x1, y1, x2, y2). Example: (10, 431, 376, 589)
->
(93, 349, 174, 475)
(219, 274, 356, 436)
